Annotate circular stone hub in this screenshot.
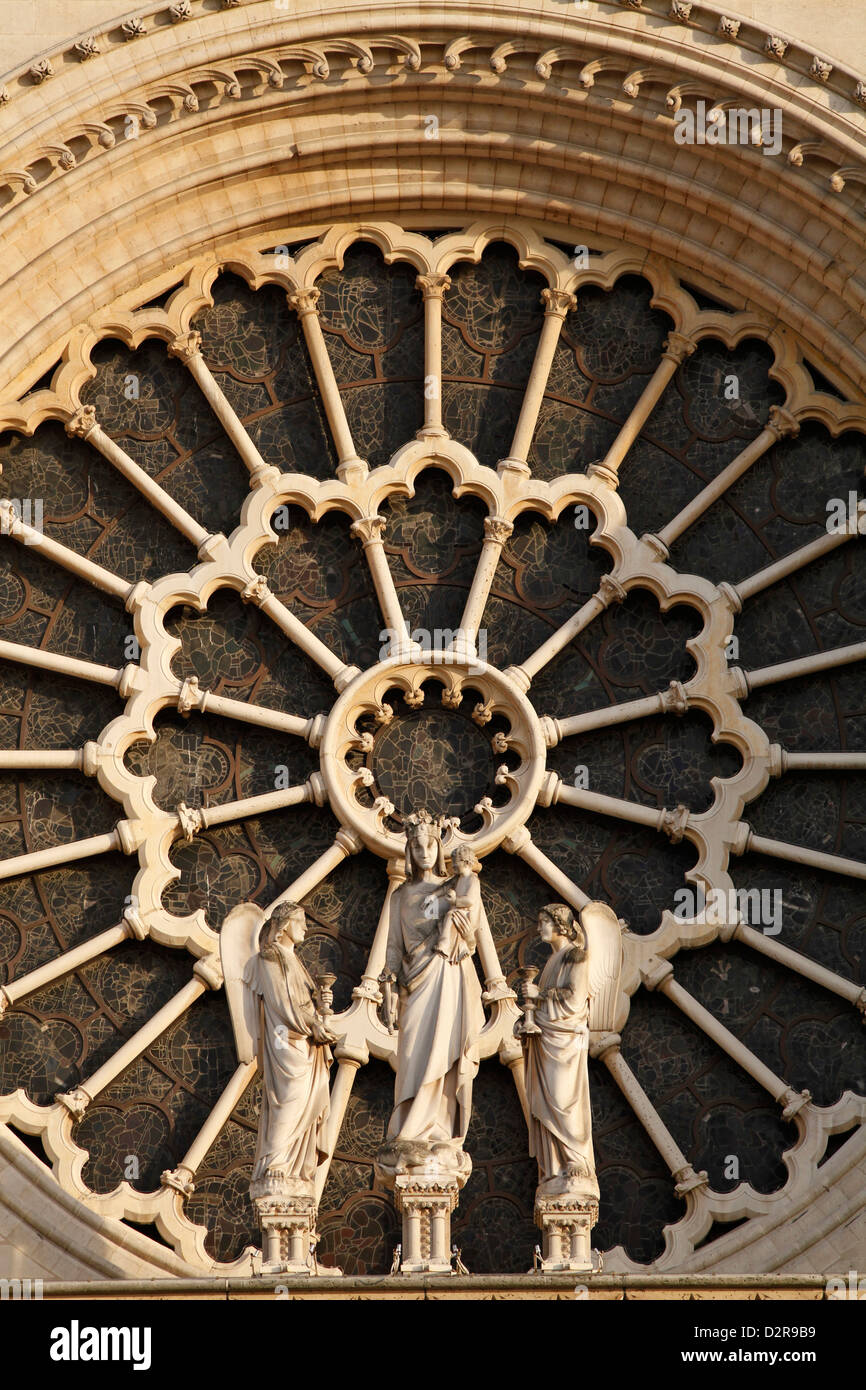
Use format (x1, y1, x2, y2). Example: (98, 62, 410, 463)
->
(319, 655, 547, 859)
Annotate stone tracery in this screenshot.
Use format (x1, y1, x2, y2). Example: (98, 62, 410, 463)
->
(0, 213, 863, 1274)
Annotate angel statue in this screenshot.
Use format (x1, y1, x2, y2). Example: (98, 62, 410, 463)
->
(220, 899, 337, 1274)
(518, 900, 622, 1272)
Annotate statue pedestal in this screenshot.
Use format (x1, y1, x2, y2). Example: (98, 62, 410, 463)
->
(376, 1141, 470, 1275)
(250, 1172, 337, 1277)
(394, 1174, 460, 1274)
(534, 1190, 599, 1274)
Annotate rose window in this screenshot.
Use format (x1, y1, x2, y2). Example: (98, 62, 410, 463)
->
(0, 224, 864, 1275)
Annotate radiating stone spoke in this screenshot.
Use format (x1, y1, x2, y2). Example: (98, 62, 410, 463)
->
(415, 273, 451, 439)
(175, 778, 321, 841)
(168, 331, 279, 489)
(649, 406, 800, 551)
(542, 680, 689, 743)
(0, 745, 96, 771)
(350, 515, 418, 658)
(65, 406, 212, 550)
(730, 516, 863, 605)
(642, 957, 811, 1119)
(497, 289, 576, 476)
(717, 920, 866, 1019)
(455, 516, 514, 657)
(0, 636, 127, 688)
(161, 1060, 258, 1197)
(287, 288, 368, 484)
(269, 827, 363, 915)
(502, 825, 590, 909)
(770, 745, 866, 773)
(506, 575, 626, 691)
(593, 1033, 708, 1195)
(0, 823, 141, 882)
(240, 575, 360, 691)
(56, 954, 223, 1118)
(174, 675, 327, 743)
(587, 332, 697, 489)
(736, 640, 866, 693)
(550, 777, 691, 845)
(732, 823, 866, 881)
(0, 909, 146, 1016)
(0, 500, 133, 601)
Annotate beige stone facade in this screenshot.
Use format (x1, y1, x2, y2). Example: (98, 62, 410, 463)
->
(0, 0, 864, 1297)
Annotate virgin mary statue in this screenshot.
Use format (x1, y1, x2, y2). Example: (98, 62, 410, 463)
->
(381, 811, 485, 1163)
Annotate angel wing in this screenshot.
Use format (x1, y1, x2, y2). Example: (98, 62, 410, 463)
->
(219, 901, 266, 1064)
(582, 901, 623, 1032)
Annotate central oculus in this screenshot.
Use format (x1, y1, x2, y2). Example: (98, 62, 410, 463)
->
(319, 653, 548, 859)
(372, 705, 498, 820)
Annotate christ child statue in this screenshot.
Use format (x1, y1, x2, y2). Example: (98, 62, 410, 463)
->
(435, 844, 482, 964)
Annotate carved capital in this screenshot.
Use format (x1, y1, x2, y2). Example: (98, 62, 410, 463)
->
(766, 404, 800, 440)
(177, 802, 203, 842)
(350, 515, 386, 546)
(177, 675, 204, 716)
(641, 955, 675, 992)
(502, 826, 532, 856)
(194, 953, 224, 991)
(161, 1165, 195, 1196)
(56, 1087, 90, 1118)
(123, 905, 149, 941)
(660, 679, 689, 716)
(483, 516, 514, 545)
(673, 1165, 709, 1195)
(65, 405, 97, 439)
(168, 330, 202, 363)
(780, 1087, 812, 1119)
(660, 803, 690, 844)
(242, 575, 271, 606)
(662, 331, 697, 366)
(288, 287, 321, 318)
(540, 288, 577, 320)
(598, 574, 627, 607)
(415, 273, 451, 300)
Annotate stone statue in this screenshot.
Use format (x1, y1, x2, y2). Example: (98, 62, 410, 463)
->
(380, 813, 485, 1162)
(220, 899, 337, 1274)
(518, 900, 622, 1273)
(376, 811, 486, 1273)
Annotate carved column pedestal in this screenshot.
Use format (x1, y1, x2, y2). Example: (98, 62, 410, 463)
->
(534, 1192, 598, 1274)
(394, 1174, 460, 1274)
(376, 1141, 470, 1274)
(250, 1172, 337, 1276)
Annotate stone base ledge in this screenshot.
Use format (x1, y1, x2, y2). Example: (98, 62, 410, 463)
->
(35, 1274, 834, 1301)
